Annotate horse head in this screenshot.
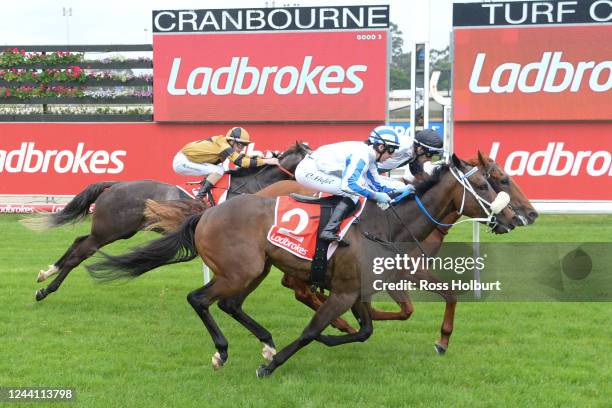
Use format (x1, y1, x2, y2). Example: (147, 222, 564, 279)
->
(449, 154, 516, 234)
(277, 141, 312, 174)
(473, 151, 539, 226)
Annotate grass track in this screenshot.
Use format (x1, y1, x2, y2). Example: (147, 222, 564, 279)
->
(1, 214, 611, 407)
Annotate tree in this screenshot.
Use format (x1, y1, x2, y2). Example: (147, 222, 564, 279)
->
(389, 22, 451, 91)
(390, 22, 410, 90)
(430, 46, 451, 91)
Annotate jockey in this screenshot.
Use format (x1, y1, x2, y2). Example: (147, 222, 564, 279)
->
(295, 125, 411, 243)
(378, 128, 444, 182)
(173, 127, 279, 200)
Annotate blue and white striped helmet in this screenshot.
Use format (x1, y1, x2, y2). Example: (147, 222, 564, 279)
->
(368, 125, 401, 148)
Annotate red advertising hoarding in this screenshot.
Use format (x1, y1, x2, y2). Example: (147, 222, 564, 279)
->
(0, 123, 374, 195)
(153, 30, 388, 122)
(453, 1, 612, 204)
(454, 122, 612, 201)
(454, 25, 612, 122)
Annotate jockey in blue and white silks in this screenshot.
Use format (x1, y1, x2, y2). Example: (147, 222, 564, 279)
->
(295, 125, 411, 243)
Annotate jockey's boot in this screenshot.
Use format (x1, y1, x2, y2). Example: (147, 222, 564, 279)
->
(196, 180, 214, 200)
(319, 197, 357, 245)
(195, 172, 223, 203)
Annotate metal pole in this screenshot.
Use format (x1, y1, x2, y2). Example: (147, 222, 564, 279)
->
(423, 41, 430, 129)
(443, 105, 452, 164)
(472, 222, 481, 299)
(410, 43, 416, 139)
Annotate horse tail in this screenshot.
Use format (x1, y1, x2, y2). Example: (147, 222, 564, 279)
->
(20, 181, 118, 231)
(144, 199, 208, 234)
(87, 213, 203, 281)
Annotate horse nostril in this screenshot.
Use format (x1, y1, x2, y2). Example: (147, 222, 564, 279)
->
(528, 211, 539, 219)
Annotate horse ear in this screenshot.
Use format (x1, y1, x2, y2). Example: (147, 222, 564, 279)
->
(477, 150, 486, 166)
(451, 153, 462, 168)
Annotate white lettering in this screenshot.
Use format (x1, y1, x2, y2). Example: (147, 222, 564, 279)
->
(470, 52, 612, 94)
(164, 56, 368, 96)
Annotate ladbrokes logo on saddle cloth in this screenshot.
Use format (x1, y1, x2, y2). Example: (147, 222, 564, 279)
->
(267, 196, 366, 261)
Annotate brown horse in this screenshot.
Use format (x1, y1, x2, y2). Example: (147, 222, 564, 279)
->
(279, 151, 538, 328)
(22, 142, 311, 301)
(146, 152, 535, 334)
(88, 155, 515, 377)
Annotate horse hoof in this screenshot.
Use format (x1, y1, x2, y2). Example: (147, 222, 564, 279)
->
(35, 288, 47, 302)
(434, 343, 447, 355)
(37, 271, 45, 283)
(256, 364, 271, 378)
(211, 352, 225, 370)
(261, 344, 276, 362)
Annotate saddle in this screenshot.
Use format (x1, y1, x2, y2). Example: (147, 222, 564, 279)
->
(267, 195, 365, 291)
(291, 193, 356, 291)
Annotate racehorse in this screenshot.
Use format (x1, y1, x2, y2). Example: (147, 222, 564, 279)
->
(87, 155, 516, 377)
(22, 142, 311, 301)
(143, 152, 535, 334)
(277, 151, 538, 328)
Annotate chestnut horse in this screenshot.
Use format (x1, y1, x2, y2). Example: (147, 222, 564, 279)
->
(88, 155, 515, 377)
(276, 151, 538, 330)
(22, 142, 311, 301)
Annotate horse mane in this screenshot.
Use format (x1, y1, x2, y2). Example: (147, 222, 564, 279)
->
(413, 164, 448, 196)
(226, 166, 268, 177)
(280, 141, 310, 158)
(227, 141, 310, 177)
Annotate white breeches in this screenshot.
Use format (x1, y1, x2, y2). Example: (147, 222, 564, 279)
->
(295, 157, 358, 203)
(172, 152, 225, 177)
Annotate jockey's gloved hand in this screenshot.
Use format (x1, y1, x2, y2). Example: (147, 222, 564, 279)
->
(394, 184, 414, 195)
(264, 157, 280, 166)
(373, 192, 392, 203)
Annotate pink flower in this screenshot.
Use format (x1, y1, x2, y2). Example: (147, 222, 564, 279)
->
(5, 90, 11, 97)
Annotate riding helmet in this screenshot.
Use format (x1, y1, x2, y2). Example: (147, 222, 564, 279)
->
(226, 127, 252, 144)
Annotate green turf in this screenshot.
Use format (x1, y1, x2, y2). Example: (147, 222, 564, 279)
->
(1, 214, 611, 407)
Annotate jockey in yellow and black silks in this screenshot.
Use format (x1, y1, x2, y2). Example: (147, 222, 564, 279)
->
(173, 127, 279, 200)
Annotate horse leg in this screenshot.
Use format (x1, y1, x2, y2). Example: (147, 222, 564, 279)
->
(410, 268, 457, 354)
(218, 263, 277, 362)
(367, 290, 414, 321)
(37, 235, 89, 282)
(280, 274, 356, 334)
(36, 235, 103, 301)
(186, 278, 231, 370)
(316, 301, 373, 346)
(256, 291, 358, 378)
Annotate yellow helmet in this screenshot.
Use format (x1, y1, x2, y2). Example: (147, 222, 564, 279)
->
(225, 127, 252, 144)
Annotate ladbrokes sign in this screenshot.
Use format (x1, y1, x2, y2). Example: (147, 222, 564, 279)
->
(453, 1, 612, 202)
(0, 123, 373, 195)
(453, 1, 612, 121)
(152, 6, 389, 122)
(454, 122, 612, 201)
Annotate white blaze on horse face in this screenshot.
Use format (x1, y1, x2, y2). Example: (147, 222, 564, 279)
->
(490, 191, 511, 214)
(37, 264, 59, 282)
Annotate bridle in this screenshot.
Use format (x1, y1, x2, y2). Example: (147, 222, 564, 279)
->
(409, 165, 510, 229)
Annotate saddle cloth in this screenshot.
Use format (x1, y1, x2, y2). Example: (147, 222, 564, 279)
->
(267, 195, 366, 261)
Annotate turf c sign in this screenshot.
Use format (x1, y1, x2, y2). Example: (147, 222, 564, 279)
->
(453, 1, 612, 203)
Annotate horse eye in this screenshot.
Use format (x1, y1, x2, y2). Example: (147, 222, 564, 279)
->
(501, 178, 510, 185)
(478, 184, 488, 191)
